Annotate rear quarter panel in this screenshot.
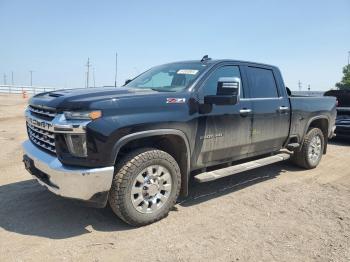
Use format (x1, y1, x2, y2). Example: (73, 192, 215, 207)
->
(289, 96, 336, 142)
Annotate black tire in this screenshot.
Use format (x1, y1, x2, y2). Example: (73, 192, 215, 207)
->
(108, 148, 181, 226)
(291, 128, 325, 169)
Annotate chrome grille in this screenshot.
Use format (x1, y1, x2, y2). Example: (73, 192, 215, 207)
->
(29, 105, 56, 120)
(27, 122, 56, 153)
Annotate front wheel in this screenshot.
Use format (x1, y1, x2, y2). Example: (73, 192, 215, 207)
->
(108, 148, 181, 226)
(291, 128, 325, 169)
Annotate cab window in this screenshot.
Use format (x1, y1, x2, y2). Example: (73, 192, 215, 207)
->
(202, 66, 242, 97)
(246, 67, 279, 98)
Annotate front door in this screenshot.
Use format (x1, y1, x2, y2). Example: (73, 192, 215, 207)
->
(195, 64, 253, 168)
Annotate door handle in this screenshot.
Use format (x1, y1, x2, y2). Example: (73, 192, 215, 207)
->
(239, 108, 252, 116)
(278, 106, 289, 113)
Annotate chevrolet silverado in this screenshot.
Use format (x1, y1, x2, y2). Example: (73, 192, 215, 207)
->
(22, 56, 337, 226)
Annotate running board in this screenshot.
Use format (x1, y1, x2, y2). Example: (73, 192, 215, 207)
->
(194, 153, 291, 183)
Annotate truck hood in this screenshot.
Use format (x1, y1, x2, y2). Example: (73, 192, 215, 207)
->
(29, 87, 162, 110)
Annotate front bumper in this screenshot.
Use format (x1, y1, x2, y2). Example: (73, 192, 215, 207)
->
(22, 140, 114, 207)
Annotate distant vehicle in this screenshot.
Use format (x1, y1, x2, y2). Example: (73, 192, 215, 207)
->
(22, 57, 336, 226)
(324, 89, 350, 138)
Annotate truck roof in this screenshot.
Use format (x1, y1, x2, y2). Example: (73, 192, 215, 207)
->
(167, 59, 278, 70)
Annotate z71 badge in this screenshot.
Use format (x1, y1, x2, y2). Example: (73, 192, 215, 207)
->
(166, 98, 186, 104)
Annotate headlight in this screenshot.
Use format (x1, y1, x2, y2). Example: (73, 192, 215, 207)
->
(64, 134, 87, 157)
(64, 110, 102, 120)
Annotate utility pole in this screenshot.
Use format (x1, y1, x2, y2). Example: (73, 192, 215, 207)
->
(29, 70, 34, 86)
(86, 58, 91, 88)
(114, 52, 117, 87)
(298, 80, 302, 91)
(11, 72, 14, 86)
(93, 67, 96, 88)
(3, 73, 7, 85)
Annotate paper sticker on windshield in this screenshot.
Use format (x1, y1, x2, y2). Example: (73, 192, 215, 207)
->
(177, 69, 199, 75)
(166, 98, 186, 104)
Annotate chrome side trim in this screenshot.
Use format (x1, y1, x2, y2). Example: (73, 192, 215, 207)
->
(240, 97, 285, 101)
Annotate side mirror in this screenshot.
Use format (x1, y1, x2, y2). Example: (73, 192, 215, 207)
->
(124, 79, 132, 86)
(204, 77, 240, 105)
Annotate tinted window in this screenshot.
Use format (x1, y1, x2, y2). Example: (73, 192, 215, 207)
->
(247, 67, 278, 98)
(202, 66, 242, 96)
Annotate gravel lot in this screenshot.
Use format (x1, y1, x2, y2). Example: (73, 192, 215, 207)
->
(0, 94, 349, 262)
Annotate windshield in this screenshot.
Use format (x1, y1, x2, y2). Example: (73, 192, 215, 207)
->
(125, 62, 208, 92)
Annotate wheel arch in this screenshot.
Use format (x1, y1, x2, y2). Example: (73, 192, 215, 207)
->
(112, 129, 191, 196)
(302, 116, 329, 154)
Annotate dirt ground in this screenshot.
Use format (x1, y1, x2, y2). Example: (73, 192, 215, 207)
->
(0, 94, 349, 262)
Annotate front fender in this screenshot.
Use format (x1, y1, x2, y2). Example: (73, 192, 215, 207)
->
(111, 129, 191, 196)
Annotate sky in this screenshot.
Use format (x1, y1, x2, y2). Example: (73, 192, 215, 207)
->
(0, 0, 349, 91)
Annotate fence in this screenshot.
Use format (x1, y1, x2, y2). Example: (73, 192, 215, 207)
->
(0, 85, 57, 94)
(292, 91, 325, 97)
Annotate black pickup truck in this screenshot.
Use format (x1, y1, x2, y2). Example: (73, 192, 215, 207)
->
(324, 89, 350, 138)
(22, 57, 336, 226)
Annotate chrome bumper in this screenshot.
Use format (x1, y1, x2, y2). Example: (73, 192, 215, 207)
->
(22, 140, 114, 205)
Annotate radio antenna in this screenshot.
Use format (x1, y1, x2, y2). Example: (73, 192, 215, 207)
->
(201, 55, 211, 62)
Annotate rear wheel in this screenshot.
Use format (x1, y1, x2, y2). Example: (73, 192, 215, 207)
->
(291, 128, 324, 169)
(109, 148, 181, 226)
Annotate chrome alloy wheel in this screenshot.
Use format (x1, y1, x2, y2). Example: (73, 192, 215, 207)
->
(131, 165, 173, 214)
(308, 135, 322, 164)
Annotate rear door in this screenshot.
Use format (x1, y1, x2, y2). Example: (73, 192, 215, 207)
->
(243, 66, 290, 155)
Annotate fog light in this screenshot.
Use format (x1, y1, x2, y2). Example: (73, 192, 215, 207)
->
(64, 134, 87, 157)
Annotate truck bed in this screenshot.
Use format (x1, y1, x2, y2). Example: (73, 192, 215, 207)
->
(289, 96, 336, 142)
